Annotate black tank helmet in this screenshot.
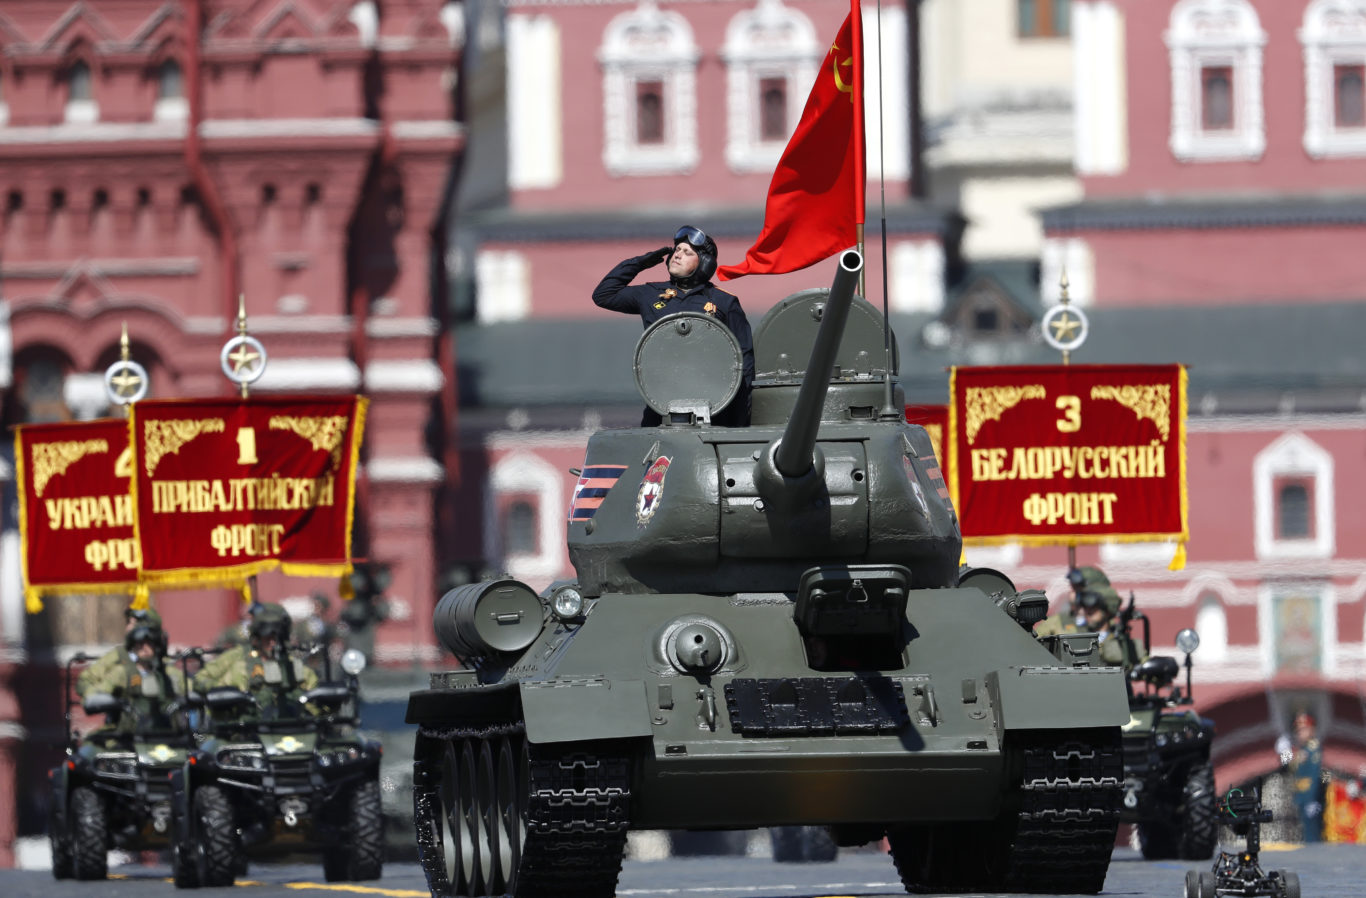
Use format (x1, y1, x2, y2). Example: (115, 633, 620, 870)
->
(126, 621, 168, 655)
(670, 224, 718, 289)
(249, 602, 292, 645)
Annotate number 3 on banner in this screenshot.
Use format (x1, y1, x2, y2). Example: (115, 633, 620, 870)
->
(237, 427, 258, 465)
(1056, 395, 1081, 433)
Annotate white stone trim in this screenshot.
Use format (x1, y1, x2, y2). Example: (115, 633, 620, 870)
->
(0, 299, 11, 390)
(249, 315, 352, 334)
(366, 456, 444, 483)
(253, 358, 362, 391)
(1300, 0, 1366, 158)
(1253, 432, 1334, 561)
(0, 530, 23, 645)
(1100, 541, 1180, 564)
(1040, 237, 1095, 306)
(200, 118, 381, 139)
(154, 96, 189, 123)
(889, 240, 944, 314)
(0, 102, 9, 128)
(364, 359, 444, 393)
(1194, 594, 1229, 662)
(0, 121, 186, 144)
(476, 249, 531, 323)
(862, 5, 910, 182)
(963, 543, 1022, 569)
(64, 98, 99, 125)
(1073, 0, 1128, 175)
(508, 14, 563, 189)
(485, 451, 564, 582)
(599, 2, 700, 177)
(366, 316, 440, 338)
(1164, 0, 1267, 162)
(185, 316, 228, 335)
(721, 0, 819, 174)
(349, 0, 379, 49)
(392, 120, 464, 140)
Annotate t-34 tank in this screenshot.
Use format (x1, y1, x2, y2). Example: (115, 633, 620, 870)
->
(406, 250, 1130, 897)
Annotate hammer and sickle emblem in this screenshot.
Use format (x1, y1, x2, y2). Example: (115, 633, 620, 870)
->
(831, 42, 854, 101)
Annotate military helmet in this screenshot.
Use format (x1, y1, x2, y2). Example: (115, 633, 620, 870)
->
(1066, 565, 1110, 592)
(673, 224, 718, 285)
(249, 602, 292, 644)
(126, 621, 168, 655)
(1078, 585, 1122, 617)
(126, 606, 163, 629)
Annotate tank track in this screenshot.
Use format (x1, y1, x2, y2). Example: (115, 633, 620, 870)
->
(1001, 727, 1124, 894)
(413, 721, 630, 898)
(890, 726, 1122, 895)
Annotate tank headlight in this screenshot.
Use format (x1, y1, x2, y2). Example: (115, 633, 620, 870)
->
(1176, 628, 1201, 655)
(551, 587, 584, 620)
(340, 648, 367, 676)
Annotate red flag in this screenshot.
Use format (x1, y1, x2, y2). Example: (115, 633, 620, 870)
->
(718, 5, 865, 280)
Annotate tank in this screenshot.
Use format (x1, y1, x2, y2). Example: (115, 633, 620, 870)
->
(406, 250, 1131, 897)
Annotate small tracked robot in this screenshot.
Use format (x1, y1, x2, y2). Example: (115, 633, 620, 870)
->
(1184, 786, 1300, 898)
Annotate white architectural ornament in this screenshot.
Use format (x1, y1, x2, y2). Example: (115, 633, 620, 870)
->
(508, 14, 563, 190)
(1300, 0, 1366, 158)
(1072, 0, 1128, 175)
(1040, 238, 1094, 306)
(721, 0, 819, 173)
(1252, 432, 1335, 561)
(1164, 0, 1267, 162)
(1194, 597, 1229, 663)
(599, 1, 700, 176)
(476, 249, 531, 323)
(485, 451, 564, 584)
(889, 240, 945, 314)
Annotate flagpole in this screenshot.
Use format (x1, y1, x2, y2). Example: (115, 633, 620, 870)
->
(874, 0, 899, 420)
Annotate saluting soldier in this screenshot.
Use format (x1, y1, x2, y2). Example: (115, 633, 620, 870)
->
(193, 603, 317, 715)
(592, 225, 755, 427)
(82, 617, 183, 739)
(77, 605, 165, 698)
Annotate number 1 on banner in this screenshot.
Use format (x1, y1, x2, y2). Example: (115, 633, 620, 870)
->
(236, 427, 258, 465)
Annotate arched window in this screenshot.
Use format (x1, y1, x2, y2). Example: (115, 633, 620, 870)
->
(1301, 0, 1366, 157)
(503, 500, 537, 556)
(721, 0, 818, 172)
(599, 4, 699, 176)
(1164, 0, 1266, 161)
(1194, 593, 1228, 663)
(64, 59, 99, 124)
(16, 353, 69, 423)
(158, 60, 182, 99)
(1253, 433, 1334, 560)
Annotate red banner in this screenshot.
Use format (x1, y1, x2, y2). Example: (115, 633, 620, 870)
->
(14, 419, 139, 611)
(129, 395, 367, 587)
(949, 365, 1188, 566)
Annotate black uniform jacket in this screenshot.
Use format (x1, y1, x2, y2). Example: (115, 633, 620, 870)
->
(593, 250, 755, 426)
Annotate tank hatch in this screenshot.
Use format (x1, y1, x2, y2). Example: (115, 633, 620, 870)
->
(633, 311, 743, 425)
(753, 289, 898, 381)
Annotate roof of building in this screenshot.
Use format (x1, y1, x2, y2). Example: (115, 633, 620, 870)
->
(1041, 192, 1366, 232)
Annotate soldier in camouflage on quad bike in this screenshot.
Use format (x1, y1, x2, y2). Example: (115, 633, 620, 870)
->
(49, 616, 195, 881)
(169, 601, 381, 889)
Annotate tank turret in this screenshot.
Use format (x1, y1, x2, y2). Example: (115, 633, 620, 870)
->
(567, 249, 960, 596)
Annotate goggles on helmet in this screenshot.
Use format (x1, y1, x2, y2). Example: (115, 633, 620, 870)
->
(674, 225, 710, 249)
(1078, 590, 1104, 611)
(1066, 568, 1086, 590)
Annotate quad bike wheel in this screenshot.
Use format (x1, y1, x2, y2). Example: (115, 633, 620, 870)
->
(70, 786, 108, 881)
(193, 785, 240, 888)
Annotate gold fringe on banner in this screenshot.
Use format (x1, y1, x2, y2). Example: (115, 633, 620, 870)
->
(339, 572, 355, 601)
(130, 584, 150, 610)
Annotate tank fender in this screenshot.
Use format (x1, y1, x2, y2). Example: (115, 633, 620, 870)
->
(405, 679, 521, 728)
(985, 666, 1129, 731)
(520, 678, 652, 745)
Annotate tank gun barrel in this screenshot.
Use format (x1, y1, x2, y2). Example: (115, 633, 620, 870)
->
(774, 250, 864, 478)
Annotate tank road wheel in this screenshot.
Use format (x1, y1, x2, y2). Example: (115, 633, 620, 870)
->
(70, 786, 108, 881)
(1177, 761, 1217, 860)
(324, 778, 385, 881)
(460, 739, 491, 895)
(476, 739, 509, 894)
(494, 737, 523, 887)
(194, 785, 240, 887)
(435, 739, 471, 895)
(888, 821, 1004, 892)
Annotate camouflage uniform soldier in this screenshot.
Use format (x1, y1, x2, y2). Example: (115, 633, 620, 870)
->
(1034, 566, 1110, 638)
(82, 619, 183, 738)
(1080, 585, 1146, 671)
(77, 606, 164, 698)
(194, 603, 318, 715)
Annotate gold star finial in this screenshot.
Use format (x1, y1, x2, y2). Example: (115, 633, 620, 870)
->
(228, 341, 261, 375)
(109, 365, 144, 398)
(1050, 312, 1081, 341)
